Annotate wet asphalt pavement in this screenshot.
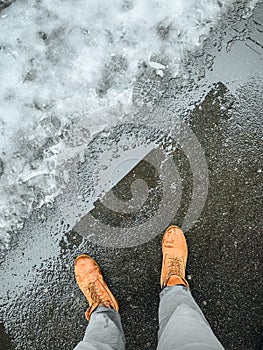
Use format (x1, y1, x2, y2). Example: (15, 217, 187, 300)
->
(0, 1, 263, 350)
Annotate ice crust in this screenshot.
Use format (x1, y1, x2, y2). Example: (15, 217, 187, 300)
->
(0, 0, 235, 257)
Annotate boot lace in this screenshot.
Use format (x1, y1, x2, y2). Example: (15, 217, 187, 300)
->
(166, 256, 184, 282)
(86, 282, 110, 308)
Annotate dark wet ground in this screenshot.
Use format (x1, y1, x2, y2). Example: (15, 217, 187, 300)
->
(0, 0, 14, 12)
(1, 2, 263, 350)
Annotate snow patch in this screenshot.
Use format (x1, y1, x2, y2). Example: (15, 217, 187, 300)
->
(0, 0, 237, 258)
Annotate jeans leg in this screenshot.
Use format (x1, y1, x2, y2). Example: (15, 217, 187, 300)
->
(74, 306, 126, 350)
(157, 285, 225, 350)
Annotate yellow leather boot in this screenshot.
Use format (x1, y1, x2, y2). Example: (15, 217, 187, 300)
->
(160, 225, 189, 288)
(74, 254, 119, 320)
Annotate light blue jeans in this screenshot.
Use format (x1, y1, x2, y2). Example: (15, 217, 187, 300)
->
(74, 285, 225, 350)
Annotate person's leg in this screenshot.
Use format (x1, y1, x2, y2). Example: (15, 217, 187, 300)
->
(157, 226, 224, 350)
(157, 285, 224, 350)
(73, 254, 126, 350)
(74, 306, 125, 350)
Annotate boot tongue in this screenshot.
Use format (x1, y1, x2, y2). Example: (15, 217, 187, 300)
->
(167, 275, 188, 287)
